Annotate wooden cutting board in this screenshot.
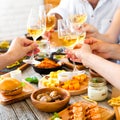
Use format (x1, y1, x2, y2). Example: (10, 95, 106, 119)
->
(58, 102, 114, 120)
(0, 81, 37, 105)
(60, 58, 86, 70)
(39, 74, 89, 96)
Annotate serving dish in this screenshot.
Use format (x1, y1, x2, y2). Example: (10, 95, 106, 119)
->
(68, 57, 83, 65)
(0, 80, 36, 105)
(32, 58, 62, 74)
(31, 87, 70, 112)
(50, 101, 114, 120)
(38, 71, 89, 96)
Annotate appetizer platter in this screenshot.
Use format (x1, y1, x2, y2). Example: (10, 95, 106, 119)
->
(0, 78, 36, 105)
(39, 70, 89, 96)
(32, 58, 63, 74)
(53, 101, 115, 120)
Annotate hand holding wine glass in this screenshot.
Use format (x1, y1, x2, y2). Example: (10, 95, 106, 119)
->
(23, 7, 46, 64)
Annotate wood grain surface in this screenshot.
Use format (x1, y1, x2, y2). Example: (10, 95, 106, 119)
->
(0, 81, 37, 105)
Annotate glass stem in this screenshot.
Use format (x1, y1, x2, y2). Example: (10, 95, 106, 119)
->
(30, 37, 37, 60)
(73, 61, 78, 72)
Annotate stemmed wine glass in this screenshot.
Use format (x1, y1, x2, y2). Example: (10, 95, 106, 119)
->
(39, 4, 56, 56)
(23, 7, 46, 64)
(69, 1, 87, 44)
(58, 19, 79, 72)
(45, 4, 56, 32)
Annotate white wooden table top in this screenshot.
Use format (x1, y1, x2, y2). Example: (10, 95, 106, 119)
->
(0, 66, 115, 120)
(0, 1, 116, 119)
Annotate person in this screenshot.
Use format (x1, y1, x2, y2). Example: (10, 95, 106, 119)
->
(83, 8, 120, 43)
(48, 0, 120, 33)
(66, 38, 120, 90)
(0, 37, 39, 70)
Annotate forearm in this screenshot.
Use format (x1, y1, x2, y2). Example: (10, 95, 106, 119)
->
(95, 33, 116, 43)
(109, 44, 120, 60)
(82, 53, 120, 90)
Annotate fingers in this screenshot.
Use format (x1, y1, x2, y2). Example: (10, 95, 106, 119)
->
(73, 43, 82, 49)
(27, 48, 40, 56)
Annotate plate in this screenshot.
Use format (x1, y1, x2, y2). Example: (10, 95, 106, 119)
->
(0, 40, 11, 53)
(38, 74, 89, 96)
(55, 101, 115, 120)
(68, 58, 83, 65)
(32, 58, 62, 74)
(0, 61, 27, 75)
(0, 80, 37, 105)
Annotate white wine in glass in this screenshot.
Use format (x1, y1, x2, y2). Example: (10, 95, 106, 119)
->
(58, 19, 78, 48)
(58, 19, 79, 72)
(23, 7, 46, 64)
(39, 4, 56, 32)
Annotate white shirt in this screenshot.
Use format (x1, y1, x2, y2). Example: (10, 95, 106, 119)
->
(49, 0, 120, 34)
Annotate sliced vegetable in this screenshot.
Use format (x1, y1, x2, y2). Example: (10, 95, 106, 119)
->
(25, 76, 38, 84)
(51, 112, 61, 120)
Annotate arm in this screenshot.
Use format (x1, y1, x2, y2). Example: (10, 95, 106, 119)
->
(83, 23, 116, 43)
(85, 38, 120, 60)
(105, 8, 120, 43)
(48, 0, 70, 19)
(84, 8, 120, 43)
(82, 47, 120, 90)
(75, 44, 120, 90)
(0, 37, 39, 70)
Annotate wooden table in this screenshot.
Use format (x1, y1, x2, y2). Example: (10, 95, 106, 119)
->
(0, 66, 115, 120)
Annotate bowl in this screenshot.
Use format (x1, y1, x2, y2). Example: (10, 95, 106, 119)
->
(68, 58, 82, 65)
(31, 87, 70, 112)
(32, 58, 62, 74)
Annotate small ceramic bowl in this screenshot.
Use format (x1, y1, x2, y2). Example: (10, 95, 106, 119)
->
(31, 87, 70, 112)
(58, 71, 73, 82)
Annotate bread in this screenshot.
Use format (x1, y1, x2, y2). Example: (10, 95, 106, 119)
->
(0, 77, 23, 96)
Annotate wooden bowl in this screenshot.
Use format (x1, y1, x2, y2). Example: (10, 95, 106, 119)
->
(31, 87, 70, 112)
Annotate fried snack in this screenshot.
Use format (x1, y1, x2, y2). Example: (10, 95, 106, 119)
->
(68, 102, 86, 120)
(108, 96, 120, 106)
(67, 101, 101, 120)
(35, 58, 60, 68)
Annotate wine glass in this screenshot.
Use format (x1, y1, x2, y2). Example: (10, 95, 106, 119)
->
(23, 7, 46, 64)
(69, 2, 87, 44)
(39, 4, 56, 57)
(45, 4, 56, 32)
(58, 19, 79, 72)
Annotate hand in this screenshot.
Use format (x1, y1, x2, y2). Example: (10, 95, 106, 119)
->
(66, 44, 92, 67)
(7, 37, 39, 61)
(83, 23, 100, 38)
(85, 37, 116, 59)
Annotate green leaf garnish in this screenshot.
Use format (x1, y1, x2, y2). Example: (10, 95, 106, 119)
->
(18, 82, 26, 88)
(25, 76, 38, 84)
(92, 78, 98, 83)
(51, 112, 61, 120)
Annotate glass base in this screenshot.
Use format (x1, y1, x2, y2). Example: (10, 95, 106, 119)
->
(23, 59, 40, 64)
